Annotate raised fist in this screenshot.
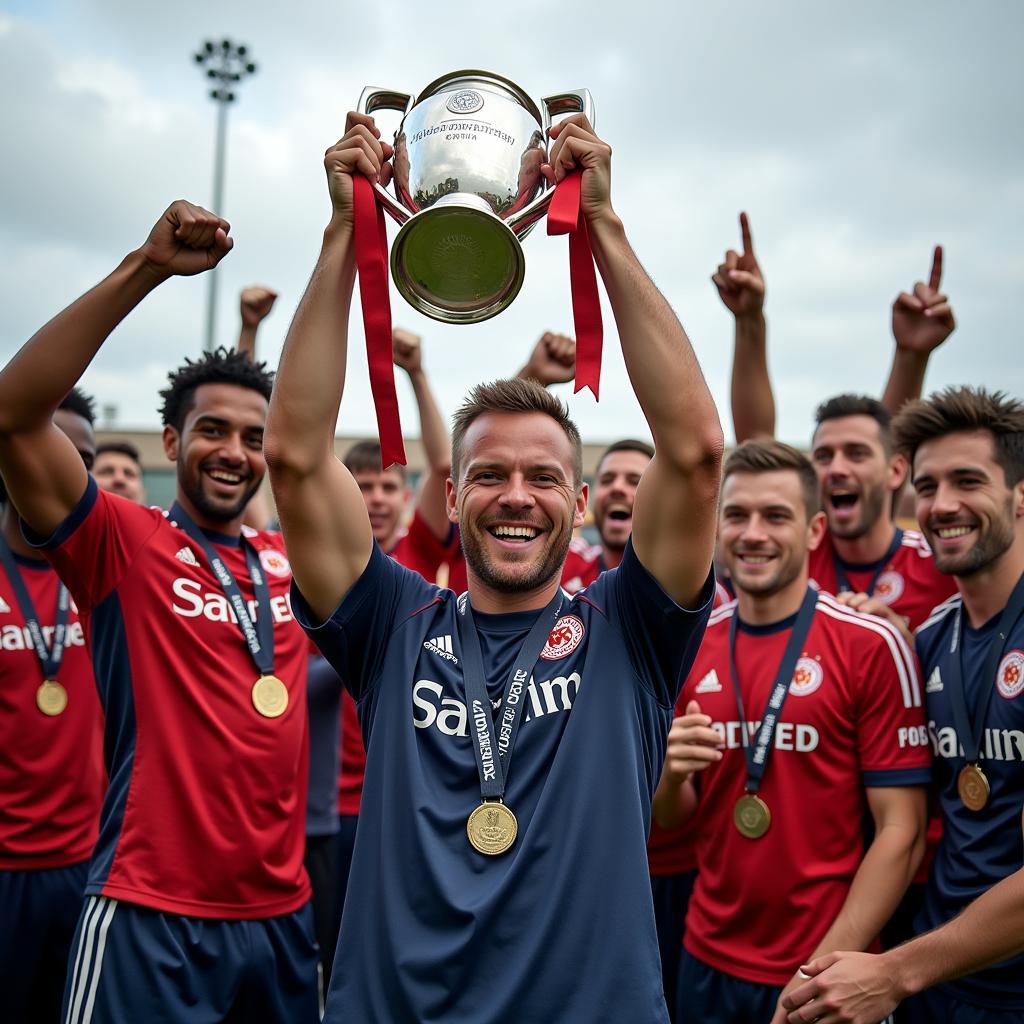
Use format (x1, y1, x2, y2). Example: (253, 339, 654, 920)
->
(240, 286, 278, 327)
(392, 328, 422, 374)
(139, 201, 232, 278)
(522, 332, 576, 386)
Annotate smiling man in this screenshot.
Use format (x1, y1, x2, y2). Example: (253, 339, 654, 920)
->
(265, 110, 722, 1023)
(784, 389, 1024, 1024)
(653, 439, 930, 1024)
(0, 202, 318, 1022)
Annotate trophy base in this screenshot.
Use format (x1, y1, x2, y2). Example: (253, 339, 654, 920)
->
(391, 196, 525, 324)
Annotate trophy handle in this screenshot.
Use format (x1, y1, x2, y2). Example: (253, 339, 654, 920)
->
(507, 89, 595, 235)
(356, 86, 414, 224)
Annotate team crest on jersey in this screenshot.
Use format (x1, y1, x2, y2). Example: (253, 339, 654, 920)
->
(789, 657, 823, 696)
(175, 546, 199, 567)
(259, 548, 291, 578)
(997, 650, 1024, 700)
(873, 571, 904, 606)
(540, 615, 585, 660)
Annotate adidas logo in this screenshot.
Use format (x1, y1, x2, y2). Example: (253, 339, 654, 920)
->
(175, 547, 199, 567)
(926, 667, 943, 693)
(424, 635, 458, 665)
(0, 595, 10, 613)
(695, 669, 722, 694)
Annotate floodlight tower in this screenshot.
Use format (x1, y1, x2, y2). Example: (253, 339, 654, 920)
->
(193, 39, 257, 351)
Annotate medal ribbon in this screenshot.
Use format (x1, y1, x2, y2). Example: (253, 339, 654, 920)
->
(456, 592, 563, 801)
(946, 572, 1024, 766)
(728, 587, 818, 795)
(547, 171, 603, 399)
(0, 536, 69, 679)
(833, 528, 903, 597)
(169, 504, 275, 678)
(352, 174, 406, 470)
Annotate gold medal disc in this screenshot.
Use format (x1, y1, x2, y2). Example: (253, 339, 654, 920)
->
(733, 793, 771, 839)
(957, 764, 990, 812)
(467, 801, 518, 856)
(36, 679, 68, 717)
(251, 675, 289, 719)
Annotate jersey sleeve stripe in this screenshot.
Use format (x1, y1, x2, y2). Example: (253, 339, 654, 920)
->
(816, 597, 921, 708)
(914, 595, 961, 636)
(707, 601, 736, 627)
(862, 767, 932, 787)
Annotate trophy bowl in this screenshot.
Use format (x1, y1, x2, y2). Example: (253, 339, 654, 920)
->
(358, 71, 593, 323)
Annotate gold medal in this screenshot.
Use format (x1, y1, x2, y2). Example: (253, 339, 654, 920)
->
(467, 801, 518, 856)
(958, 763, 990, 811)
(733, 793, 771, 839)
(36, 679, 68, 717)
(251, 675, 288, 718)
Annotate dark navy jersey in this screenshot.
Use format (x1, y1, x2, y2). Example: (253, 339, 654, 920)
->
(294, 539, 713, 1024)
(305, 653, 342, 837)
(915, 593, 1024, 1010)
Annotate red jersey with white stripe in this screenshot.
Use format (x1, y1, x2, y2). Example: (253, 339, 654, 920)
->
(682, 592, 931, 986)
(35, 480, 311, 918)
(809, 528, 957, 631)
(337, 510, 464, 817)
(560, 536, 604, 595)
(0, 555, 105, 868)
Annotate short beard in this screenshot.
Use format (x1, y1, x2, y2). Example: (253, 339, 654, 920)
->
(730, 550, 805, 599)
(827, 480, 888, 540)
(462, 524, 573, 595)
(179, 459, 260, 524)
(933, 499, 1015, 578)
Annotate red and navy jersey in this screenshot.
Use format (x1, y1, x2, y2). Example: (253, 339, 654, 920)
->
(809, 528, 957, 631)
(914, 593, 1024, 1010)
(683, 592, 931, 986)
(32, 479, 311, 919)
(0, 555, 105, 868)
(560, 536, 604, 595)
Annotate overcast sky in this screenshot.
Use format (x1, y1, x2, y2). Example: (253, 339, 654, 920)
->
(1, 0, 1021, 447)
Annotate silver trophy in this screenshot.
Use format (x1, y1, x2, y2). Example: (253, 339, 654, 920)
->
(358, 71, 594, 323)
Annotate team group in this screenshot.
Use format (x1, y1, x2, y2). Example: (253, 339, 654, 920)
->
(0, 113, 1020, 1024)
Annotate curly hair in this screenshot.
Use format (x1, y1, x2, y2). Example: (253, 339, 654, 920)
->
(159, 347, 274, 431)
(59, 386, 96, 425)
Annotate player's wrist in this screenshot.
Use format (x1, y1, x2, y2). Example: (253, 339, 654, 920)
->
(879, 946, 923, 1001)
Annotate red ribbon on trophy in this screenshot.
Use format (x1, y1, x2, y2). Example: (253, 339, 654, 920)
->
(352, 174, 406, 469)
(547, 170, 603, 399)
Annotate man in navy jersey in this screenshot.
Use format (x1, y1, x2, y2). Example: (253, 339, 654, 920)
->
(654, 439, 930, 1024)
(0, 202, 319, 1023)
(831, 386, 1024, 1024)
(265, 111, 722, 1023)
(0, 388, 105, 1024)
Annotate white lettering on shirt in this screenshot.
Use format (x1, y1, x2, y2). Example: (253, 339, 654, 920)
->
(170, 577, 294, 625)
(712, 720, 820, 753)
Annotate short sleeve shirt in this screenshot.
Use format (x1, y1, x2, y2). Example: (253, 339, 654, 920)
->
(32, 480, 311, 918)
(296, 539, 713, 1023)
(683, 592, 931, 986)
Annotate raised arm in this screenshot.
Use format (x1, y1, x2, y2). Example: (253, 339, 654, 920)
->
(785, 864, 1024, 1024)
(0, 202, 231, 536)
(516, 331, 576, 387)
(713, 212, 774, 442)
(392, 327, 451, 541)
(881, 246, 956, 415)
(546, 116, 723, 607)
(236, 285, 279, 361)
(263, 115, 391, 621)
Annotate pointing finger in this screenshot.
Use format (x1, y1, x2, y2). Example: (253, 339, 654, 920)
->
(928, 245, 943, 291)
(740, 211, 754, 255)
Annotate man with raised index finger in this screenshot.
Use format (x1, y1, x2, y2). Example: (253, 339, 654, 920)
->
(265, 110, 723, 1023)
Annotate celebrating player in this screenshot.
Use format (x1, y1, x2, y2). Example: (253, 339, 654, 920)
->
(93, 440, 146, 503)
(0, 202, 319, 1022)
(0, 389, 104, 1024)
(265, 110, 722, 1022)
(653, 439, 931, 1024)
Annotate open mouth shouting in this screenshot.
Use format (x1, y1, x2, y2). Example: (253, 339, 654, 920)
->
(826, 489, 859, 523)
